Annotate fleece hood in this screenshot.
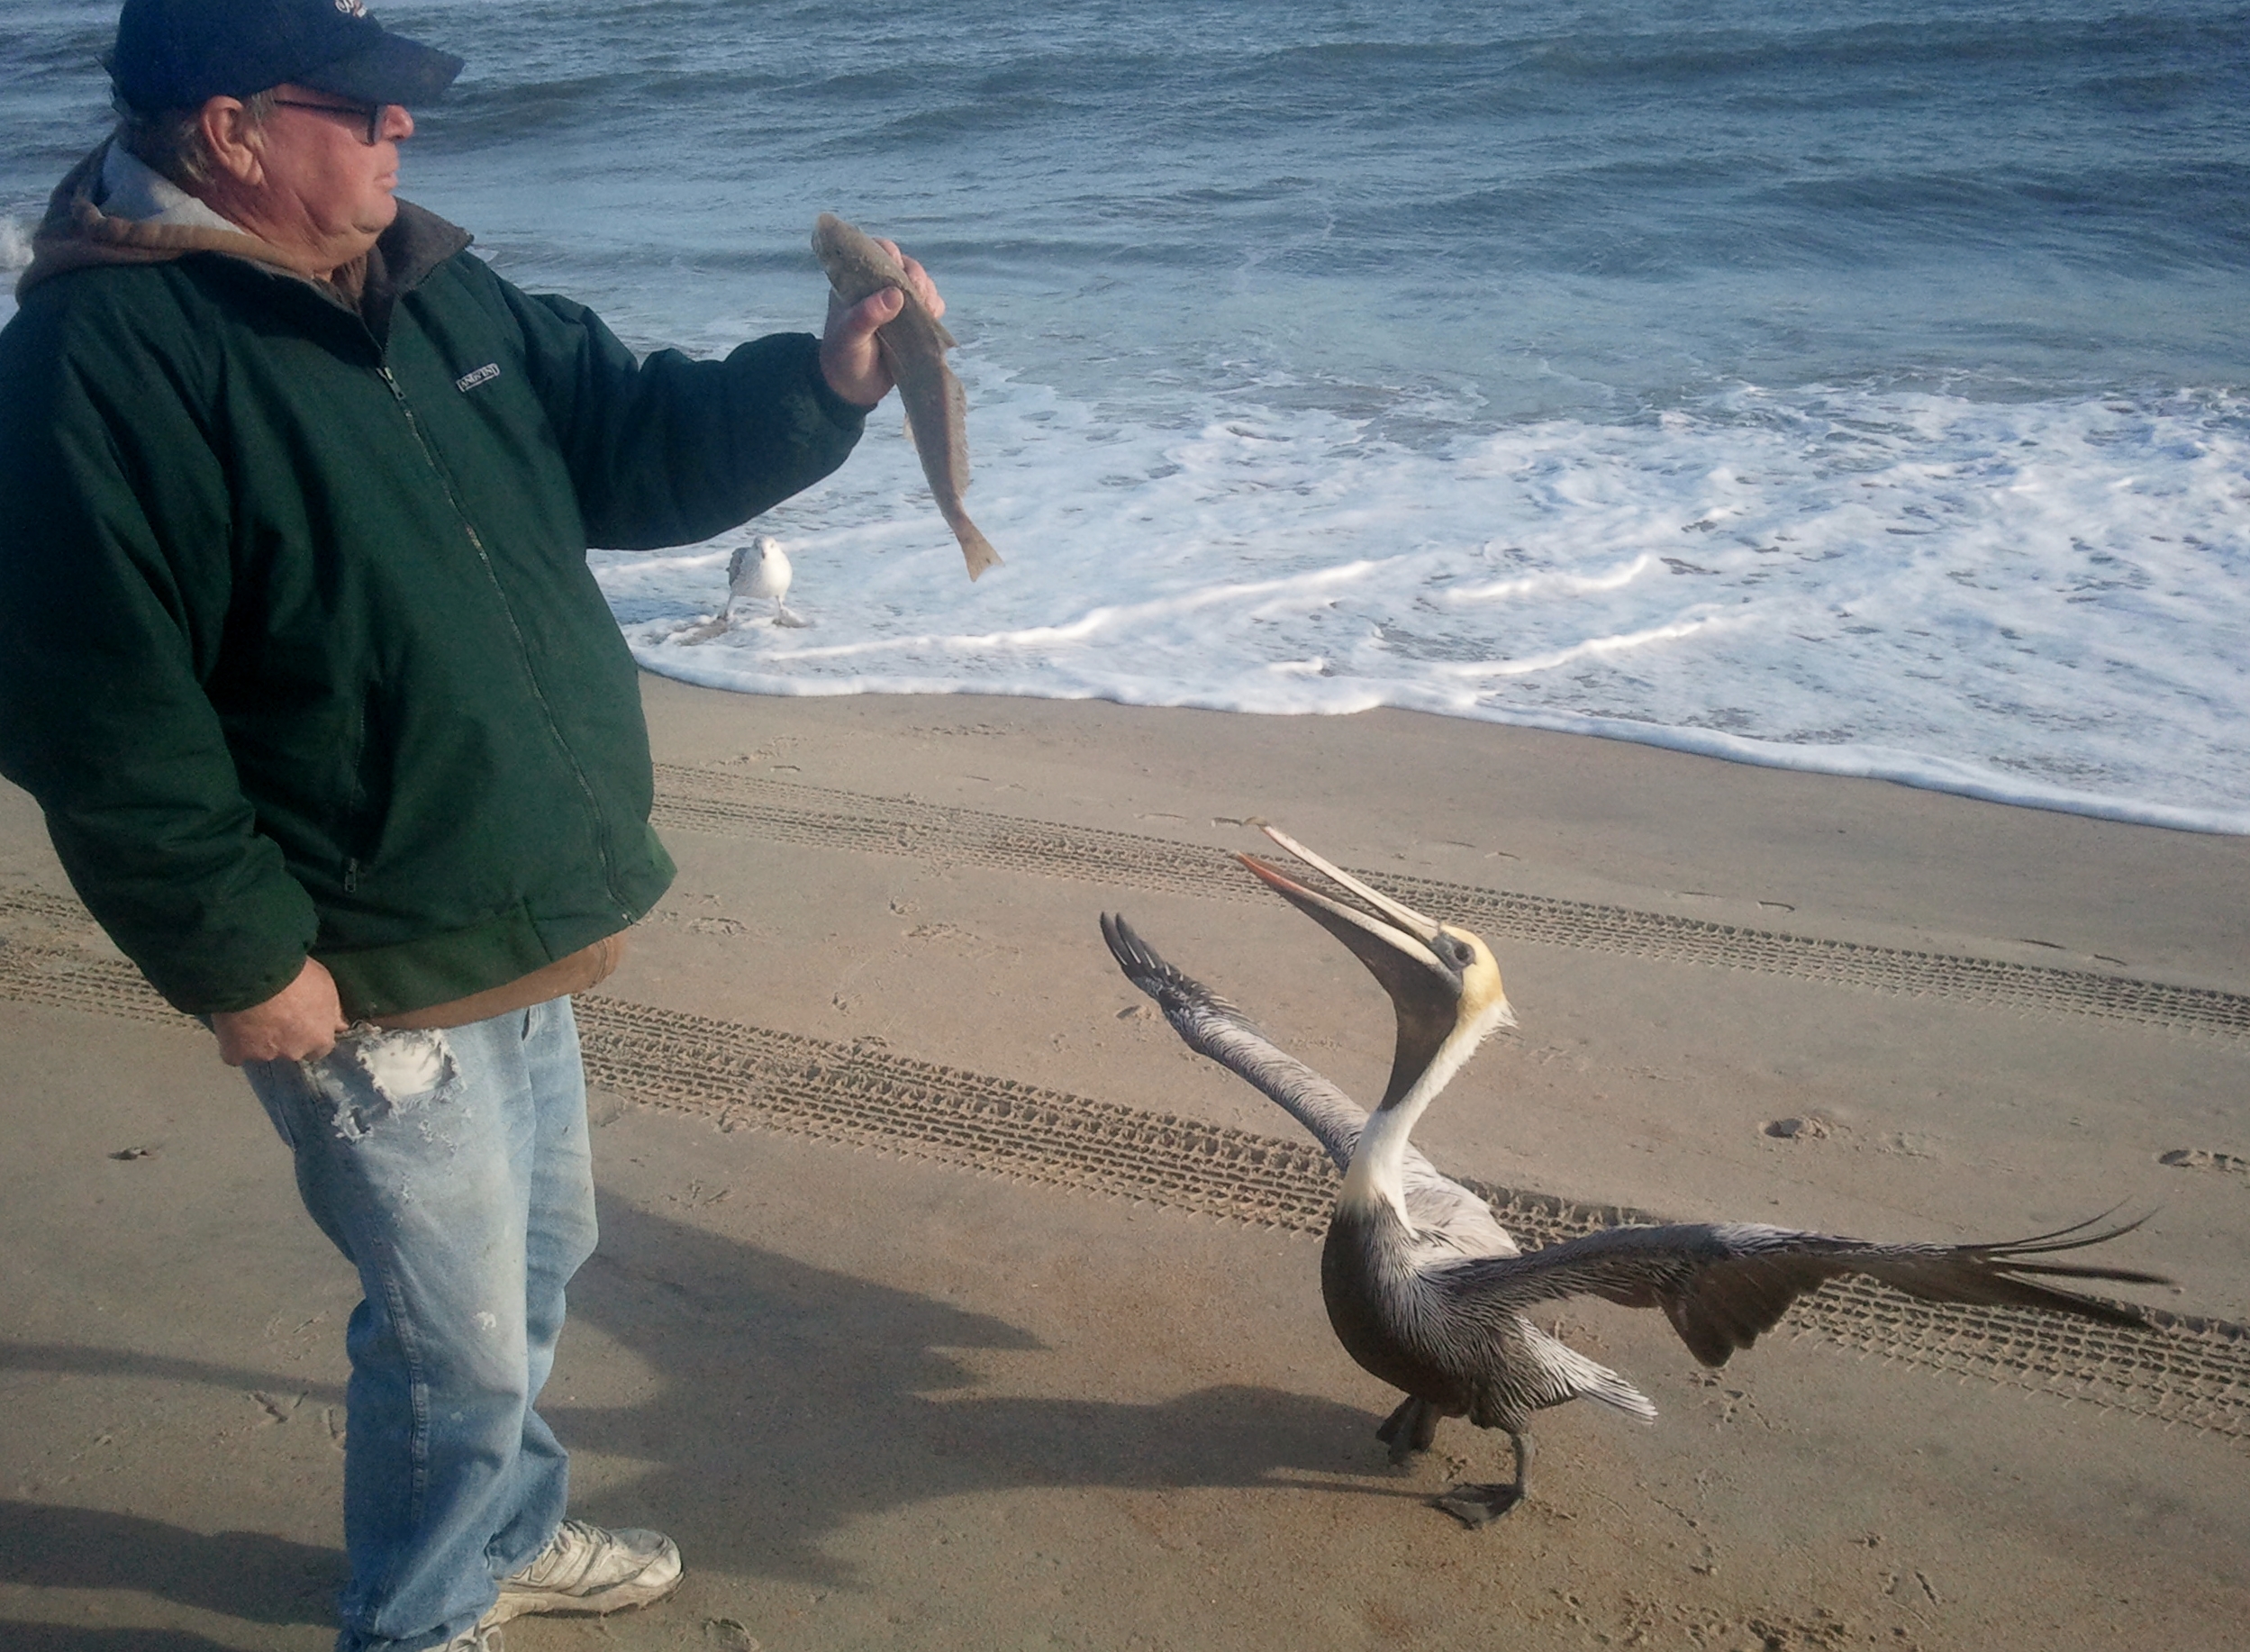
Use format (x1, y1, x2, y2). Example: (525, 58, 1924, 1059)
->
(16, 139, 468, 305)
(16, 140, 306, 298)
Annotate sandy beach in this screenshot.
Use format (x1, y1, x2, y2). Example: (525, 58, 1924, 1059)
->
(3, 676, 2245, 1649)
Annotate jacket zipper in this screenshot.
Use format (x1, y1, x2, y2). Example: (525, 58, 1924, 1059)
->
(375, 362, 634, 921)
(342, 699, 367, 893)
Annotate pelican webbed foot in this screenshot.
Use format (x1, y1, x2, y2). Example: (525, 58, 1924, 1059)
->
(1434, 1482, 1525, 1527)
(1375, 1394, 1442, 1465)
(1433, 1430, 1534, 1529)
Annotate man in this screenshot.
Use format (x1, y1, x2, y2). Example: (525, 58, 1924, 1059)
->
(0, 2, 943, 1645)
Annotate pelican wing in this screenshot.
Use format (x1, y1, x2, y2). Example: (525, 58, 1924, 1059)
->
(1438, 1215, 2167, 1367)
(1102, 914, 1517, 1256)
(1102, 912, 1363, 1167)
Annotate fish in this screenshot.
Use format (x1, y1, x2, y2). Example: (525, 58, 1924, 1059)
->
(812, 213, 1002, 581)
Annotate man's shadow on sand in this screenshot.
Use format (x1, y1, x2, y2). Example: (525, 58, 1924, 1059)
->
(551, 1194, 1419, 1586)
(1, 1193, 1411, 1636)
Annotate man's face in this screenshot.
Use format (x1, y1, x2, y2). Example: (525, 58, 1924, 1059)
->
(250, 84, 414, 249)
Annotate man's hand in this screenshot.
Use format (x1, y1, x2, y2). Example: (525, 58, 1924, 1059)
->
(819, 240, 947, 409)
(211, 957, 349, 1066)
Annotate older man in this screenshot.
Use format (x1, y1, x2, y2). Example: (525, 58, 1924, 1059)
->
(0, 1, 940, 1645)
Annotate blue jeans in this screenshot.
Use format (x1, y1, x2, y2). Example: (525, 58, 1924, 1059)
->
(245, 998, 597, 1650)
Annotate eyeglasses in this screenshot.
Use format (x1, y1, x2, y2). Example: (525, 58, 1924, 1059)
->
(271, 96, 389, 146)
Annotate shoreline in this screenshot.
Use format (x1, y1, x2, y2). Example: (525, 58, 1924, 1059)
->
(636, 675, 2250, 994)
(631, 657, 2250, 840)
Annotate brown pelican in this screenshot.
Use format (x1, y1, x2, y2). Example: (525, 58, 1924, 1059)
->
(1101, 828, 2168, 1525)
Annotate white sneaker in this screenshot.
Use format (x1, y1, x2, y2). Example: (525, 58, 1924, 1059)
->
(482, 1519, 684, 1623)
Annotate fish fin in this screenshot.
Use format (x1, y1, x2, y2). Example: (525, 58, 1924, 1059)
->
(957, 523, 1001, 580)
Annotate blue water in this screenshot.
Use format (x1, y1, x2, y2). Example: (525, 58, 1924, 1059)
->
(5, 2, 2247, 829)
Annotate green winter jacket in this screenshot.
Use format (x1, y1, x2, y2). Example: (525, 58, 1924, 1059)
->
(0, 144, 866, 1018)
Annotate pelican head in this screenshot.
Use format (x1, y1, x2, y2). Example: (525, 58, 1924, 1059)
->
(1239, 826, 1514, 1111)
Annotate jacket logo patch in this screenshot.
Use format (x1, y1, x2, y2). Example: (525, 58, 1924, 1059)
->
(455, 363, 501, 393)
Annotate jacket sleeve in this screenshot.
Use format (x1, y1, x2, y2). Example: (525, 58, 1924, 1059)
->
(485, 267, 869, 550)
(0, 285, 318, 1014)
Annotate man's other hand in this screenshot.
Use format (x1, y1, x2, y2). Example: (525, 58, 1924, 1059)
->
(819, 240, 947, 408)
(212, 957, 349, 1066)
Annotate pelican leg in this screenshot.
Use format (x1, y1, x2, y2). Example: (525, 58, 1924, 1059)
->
(1433, 1430, 1534, 1529)
(1411, 1400, 1440, 1454)
(1374, 1395, 1440, 1464)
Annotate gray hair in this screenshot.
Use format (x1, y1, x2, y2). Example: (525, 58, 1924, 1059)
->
(110, 88, 276, 189)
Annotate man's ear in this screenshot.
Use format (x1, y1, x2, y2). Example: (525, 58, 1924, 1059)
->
(199, 96, 266, 187)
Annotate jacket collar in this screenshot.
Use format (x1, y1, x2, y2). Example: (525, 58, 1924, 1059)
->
(16, 137, 472, 309)
(98, 143, 246, 236)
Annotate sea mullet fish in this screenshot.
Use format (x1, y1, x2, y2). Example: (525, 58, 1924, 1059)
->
(812, 213, 1001, 580)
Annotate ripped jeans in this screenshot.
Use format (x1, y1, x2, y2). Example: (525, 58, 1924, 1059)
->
(244, 997, 597, 1651)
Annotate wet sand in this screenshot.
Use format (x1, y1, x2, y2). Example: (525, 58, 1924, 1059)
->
(2, 676, 2245, 1649)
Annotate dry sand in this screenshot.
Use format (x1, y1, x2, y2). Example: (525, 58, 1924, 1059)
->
(2, 676, 2245, 1650)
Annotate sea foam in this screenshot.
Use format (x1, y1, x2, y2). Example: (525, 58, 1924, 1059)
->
(604, 368, 2250, 834)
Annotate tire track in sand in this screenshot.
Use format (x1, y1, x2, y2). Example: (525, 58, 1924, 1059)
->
(1, 915, 2241, 1446)
(650, 764, 2250, 1038)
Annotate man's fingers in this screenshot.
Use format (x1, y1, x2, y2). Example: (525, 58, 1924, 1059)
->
(849, 285, 906, 337)
(894, 253, 945, 320)
(874, 239, 946, 320)
(828, 285, 903, 351)
(819, 236, 948, 406)
(820, 286, 901, 406)
(211, 955, 347, 1067)
(215, 1025, 339, 1066)
(864, 237, 947, 321)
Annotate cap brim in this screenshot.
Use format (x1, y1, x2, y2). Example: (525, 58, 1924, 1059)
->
(301, 32, 463, 106)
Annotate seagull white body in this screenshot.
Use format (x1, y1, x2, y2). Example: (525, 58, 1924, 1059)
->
(1102, 827, 2168, 1524)
(728, 536, 796, 623)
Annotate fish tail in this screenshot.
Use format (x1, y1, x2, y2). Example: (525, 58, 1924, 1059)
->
(957, 523, 1002, 580)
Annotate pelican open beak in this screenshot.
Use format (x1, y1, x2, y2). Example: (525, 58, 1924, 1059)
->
(1238, 827, 1510, 1109)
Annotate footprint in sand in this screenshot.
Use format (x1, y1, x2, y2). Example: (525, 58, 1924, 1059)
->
(2158, 1148, 2248, 1176)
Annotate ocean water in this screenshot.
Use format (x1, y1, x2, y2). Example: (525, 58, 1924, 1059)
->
(5, 1, 2246, 831)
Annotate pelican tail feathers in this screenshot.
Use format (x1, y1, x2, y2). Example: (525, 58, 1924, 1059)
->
(1508, 1321, 1658, 1422)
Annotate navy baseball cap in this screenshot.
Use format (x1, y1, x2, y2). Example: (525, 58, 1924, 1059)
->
(110, 0, 463, 111)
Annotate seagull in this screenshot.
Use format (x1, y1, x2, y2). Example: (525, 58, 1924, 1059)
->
(727, 536, 803, 625)
(1102, 827, 2169, 1525)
